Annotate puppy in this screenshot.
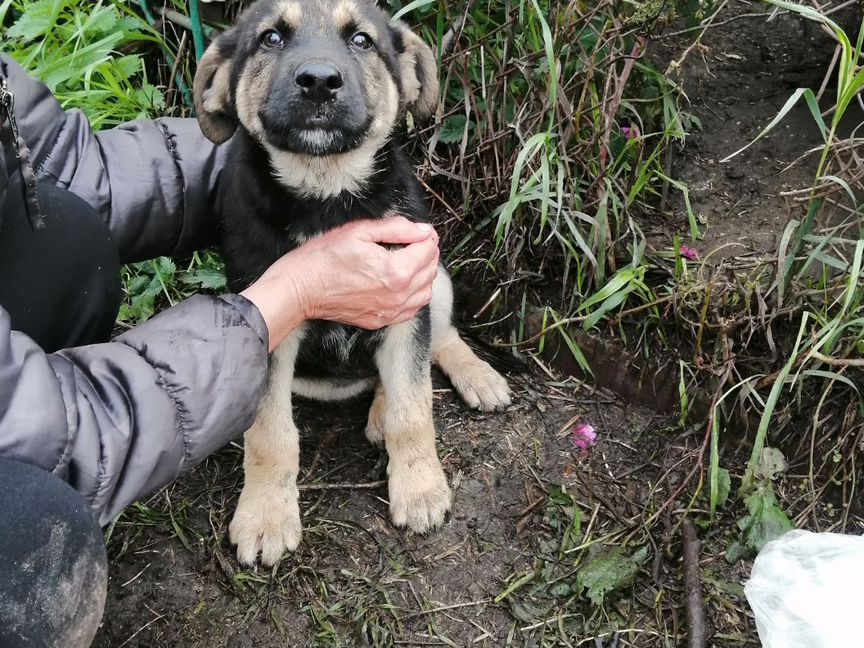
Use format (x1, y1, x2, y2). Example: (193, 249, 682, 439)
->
(193, 0, 511, 566)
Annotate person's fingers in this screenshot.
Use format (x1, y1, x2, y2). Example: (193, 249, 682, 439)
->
(404, 258, 438, 300)
(390, 235, 439, 274)
(358, 272, 434, 328)
(357, 217, 437, 245)
(395, 286, 434, 321)
(388, 310, 417, 325)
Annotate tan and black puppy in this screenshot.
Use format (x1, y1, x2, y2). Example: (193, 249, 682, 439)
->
(193, 0, 511, 566)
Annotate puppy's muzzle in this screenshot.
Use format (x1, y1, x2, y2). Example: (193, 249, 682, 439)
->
(295, 62, 343, 103)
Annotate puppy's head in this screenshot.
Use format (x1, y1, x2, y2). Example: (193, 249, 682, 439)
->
(193, 0, 438, 158)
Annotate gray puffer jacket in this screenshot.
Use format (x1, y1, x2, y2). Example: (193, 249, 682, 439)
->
(0, 55, 269, 525)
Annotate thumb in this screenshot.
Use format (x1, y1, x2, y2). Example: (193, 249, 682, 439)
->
(358, 216, 436, 245)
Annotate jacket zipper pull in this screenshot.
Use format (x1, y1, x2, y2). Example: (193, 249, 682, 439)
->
(0, 76, 44, 230)
(0, 78, 19, 147)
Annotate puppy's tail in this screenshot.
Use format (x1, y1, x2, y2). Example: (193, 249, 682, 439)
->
(457, 327, 530, 375)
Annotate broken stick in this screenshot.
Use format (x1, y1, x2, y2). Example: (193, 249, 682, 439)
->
(683, 518, 708, 648)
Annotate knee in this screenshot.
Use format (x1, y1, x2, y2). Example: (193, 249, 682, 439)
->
(1, 181, 123, 349)
(42, 182, 123, 317)
(0, 458, 107, 648)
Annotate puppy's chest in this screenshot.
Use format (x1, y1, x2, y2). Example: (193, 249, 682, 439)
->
(218, 141, 428, 379)
(295, 321, 385, 379)
(219, 176, 421, 292)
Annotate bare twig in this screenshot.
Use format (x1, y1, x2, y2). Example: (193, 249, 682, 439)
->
(809, 350, 864, 367)
(401, 598, 492, 619)
(824, 0, 860, 15)
(614, 295, 674, 321)
(297, 480, 386, 491)
(116, 611, 166, 648)
(665, 0, 731, 78)
(682, 519, 708, 648)
(656, 11, 773, 39)
(165, 31, 188, 107)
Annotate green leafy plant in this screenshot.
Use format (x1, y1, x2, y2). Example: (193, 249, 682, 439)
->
(577, 265, 657, 330)
(575, 545, 650, 606)
(118, 252, 227, 326)
(1, 0, 166, 127)
(726, 456, 794, 564)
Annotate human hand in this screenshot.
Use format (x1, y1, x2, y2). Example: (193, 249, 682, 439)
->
(240, 217, 439, 351)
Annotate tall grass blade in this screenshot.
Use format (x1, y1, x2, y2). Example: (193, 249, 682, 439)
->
(721, 88, 827, 163)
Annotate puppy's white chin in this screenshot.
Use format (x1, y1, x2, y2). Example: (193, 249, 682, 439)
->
(261, 75, 400, 200)
(298, 128, 335, 152)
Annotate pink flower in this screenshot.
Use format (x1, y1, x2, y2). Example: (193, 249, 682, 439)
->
(621, 125, 640, 140)
(572, 423, 598, 450)
(680, 244, 699, 261)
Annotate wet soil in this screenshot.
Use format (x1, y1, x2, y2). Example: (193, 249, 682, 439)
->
(646, 5, 863, 259)
(95, 370, 680, 647)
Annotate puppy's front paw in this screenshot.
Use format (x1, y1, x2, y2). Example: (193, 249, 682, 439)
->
(229, 483, 302, 566)
(388, 456, 452, 533)
(450, 359, 511, 412)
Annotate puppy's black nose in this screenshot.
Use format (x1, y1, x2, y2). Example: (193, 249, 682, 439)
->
(295, 63, 343, 101)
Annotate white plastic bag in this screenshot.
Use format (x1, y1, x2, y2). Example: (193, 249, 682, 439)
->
(745, 529, 864, 648)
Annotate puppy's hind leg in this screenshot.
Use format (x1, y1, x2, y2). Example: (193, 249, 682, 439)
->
(430, 269, 511, 411)
(365, 381, 386, 445)
(229, 328, 305, 566)
(376, 313, 452, 533)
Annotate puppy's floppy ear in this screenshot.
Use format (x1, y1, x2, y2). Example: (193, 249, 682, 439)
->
(390, 20, 439, 120)
(193, 35, 237, 144)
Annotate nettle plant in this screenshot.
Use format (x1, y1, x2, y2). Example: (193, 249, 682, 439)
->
(0, 0, 166, 127)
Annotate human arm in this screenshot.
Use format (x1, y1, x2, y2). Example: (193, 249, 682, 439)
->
(0, 52, 439, 523)
(0, 53, 224, 262)
(0, 217, 438, 525)
(0, 294, 269, 526)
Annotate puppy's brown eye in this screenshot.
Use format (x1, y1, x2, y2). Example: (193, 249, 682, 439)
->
(261, 29, 284, 49)
(350, 32, 373, 50)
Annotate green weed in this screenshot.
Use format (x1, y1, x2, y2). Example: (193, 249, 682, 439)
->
(118, 251, 226, 327)
(0, 0, 166, 127)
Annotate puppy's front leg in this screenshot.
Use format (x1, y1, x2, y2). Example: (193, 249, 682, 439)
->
(229, 328, 306, 566)
(375, 313, 452, 532)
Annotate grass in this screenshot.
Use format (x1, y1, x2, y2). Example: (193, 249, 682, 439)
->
(400, 0, 864, 570)
(415, 0, 862, 562)
(395, 0, 860, 569)
(0, 0, 165, 127)
(701, 3, 864, 542)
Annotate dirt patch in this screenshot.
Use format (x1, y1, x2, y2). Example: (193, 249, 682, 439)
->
(646, 6, 862, 259)
(95, 369, 673, 647)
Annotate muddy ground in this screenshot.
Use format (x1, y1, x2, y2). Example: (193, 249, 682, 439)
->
(647, 7, 858, 257)
(94, 4, 862, 647)
(96, 371, 685, 647)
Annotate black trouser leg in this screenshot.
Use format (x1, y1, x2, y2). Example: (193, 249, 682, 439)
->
(0, 458, 108, 648)
(0, 179, 122, 352)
